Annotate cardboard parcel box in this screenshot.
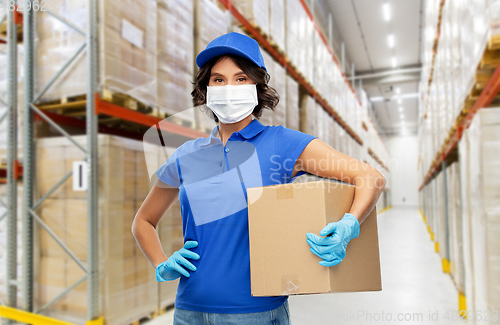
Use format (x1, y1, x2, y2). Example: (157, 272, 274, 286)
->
(247, 180, 381, 296)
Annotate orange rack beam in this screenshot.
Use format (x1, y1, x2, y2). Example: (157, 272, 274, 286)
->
(368, 148, 389, 172)
(34, 109, 146, 141)
(0, 161, 23, 179)
(95, 94, 209, 139)
(419, 61, 500, 191)
(33, 94, 209, 143)
(219, 0, 364, 146)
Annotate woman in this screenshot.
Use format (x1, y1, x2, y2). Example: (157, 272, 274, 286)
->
(132, 32, 386, 325)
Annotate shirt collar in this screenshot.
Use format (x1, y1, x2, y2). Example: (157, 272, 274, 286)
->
(200, 118, 265, 146)
(238, 118, 266, 139)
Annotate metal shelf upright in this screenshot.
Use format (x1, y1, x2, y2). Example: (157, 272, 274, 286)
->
(0, 7, 21, 322)
(1, 1, 100, 323)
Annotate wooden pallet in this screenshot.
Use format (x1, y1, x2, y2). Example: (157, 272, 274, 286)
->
(129, 309, 159, 325)
(267, 37, 285, 57)
(239, 21, 270, 46)
(0, 20, 23, 42)
(36, 92, 160, 121)
(167, 114, 196, 130)
(35, 93, 160, 137)
(488, 33, 500, 50)
(158, 300, 175, 315)
(36, 94, 88, 115)
(480, 48, 500, 69)
(101, 88, 154, 113)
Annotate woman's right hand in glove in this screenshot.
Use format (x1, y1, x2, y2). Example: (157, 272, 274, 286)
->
(155, 240, 200, 282)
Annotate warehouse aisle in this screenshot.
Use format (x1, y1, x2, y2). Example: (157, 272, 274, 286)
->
(146, 207, 463, 325)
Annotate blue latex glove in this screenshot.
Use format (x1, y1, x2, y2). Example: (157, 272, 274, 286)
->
(156, 240, 200, 282)
(306, 213, 360, 267)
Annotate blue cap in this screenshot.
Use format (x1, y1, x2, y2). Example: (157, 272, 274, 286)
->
(196, 32, 267, 72)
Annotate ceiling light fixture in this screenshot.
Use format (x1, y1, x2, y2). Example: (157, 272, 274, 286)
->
(396, 87, 401, 94)
(383, 3, 391, 21)
(369, 93, 419, 102)
(398, 98, 402, 104)
(392, 57, 397, 68)
(388, 34, 395, 48)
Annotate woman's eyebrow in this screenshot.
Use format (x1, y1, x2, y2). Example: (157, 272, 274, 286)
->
(210, 71, 247, 77)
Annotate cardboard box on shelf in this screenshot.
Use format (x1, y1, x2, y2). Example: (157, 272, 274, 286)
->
(247, 180, 381, 297)
(34, 134, 181, 325)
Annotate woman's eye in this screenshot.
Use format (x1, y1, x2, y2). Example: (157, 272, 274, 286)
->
(237, 77, 247, 82)
(214, 78, 223, 83)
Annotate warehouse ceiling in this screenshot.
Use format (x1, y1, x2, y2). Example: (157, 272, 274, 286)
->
(320, 0, 424, 135)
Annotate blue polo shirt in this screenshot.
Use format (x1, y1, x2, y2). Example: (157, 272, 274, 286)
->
(156, 118, 316, 313)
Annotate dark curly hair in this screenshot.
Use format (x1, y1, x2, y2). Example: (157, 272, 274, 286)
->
(191, 54, 279, 123)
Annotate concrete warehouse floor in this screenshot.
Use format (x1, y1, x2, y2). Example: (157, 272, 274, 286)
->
(145, 207, 464, 325)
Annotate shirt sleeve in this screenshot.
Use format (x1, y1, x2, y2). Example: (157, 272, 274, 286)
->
(156, 149, 181, 188)
(275, 126, 317, 182)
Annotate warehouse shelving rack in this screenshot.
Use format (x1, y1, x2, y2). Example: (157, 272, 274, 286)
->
(0, 2, 104, 323)
(0, 2, 97, 324)
(418, 62, 500, 190)
(0, 2, 209, 323)
(218, 0, 366, 146)
(418, 0, 500, 316)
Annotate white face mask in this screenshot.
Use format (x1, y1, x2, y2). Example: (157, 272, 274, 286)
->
(206, 84, 258, 124)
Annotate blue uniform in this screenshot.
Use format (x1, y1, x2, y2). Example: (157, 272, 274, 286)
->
(156, 118, 316, 313)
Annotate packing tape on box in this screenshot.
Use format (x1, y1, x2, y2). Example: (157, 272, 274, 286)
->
(280, 274, 299, 295)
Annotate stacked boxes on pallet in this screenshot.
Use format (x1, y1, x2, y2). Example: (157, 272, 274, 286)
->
(36, 0, 194, 121)
(35, 0, 86, 101)
(420, 110, 500, 318)
(285, 0, 302, 71)
(326, 115, 334, 150)
(232, 0, 270, 36)
(194, 0, 227, 55)
(286, 75, 299, 130)
(299, 93, 316, 137)
(257, 46, 286, 127)
(258, 48, 275, 125)
(271, 60, 287, 126)
(419, 0, 496, 173)
(99, 0, 158, 108)
(313, 31, 328, 105)
(436, 172, 447, 266)
(446, 162, 463, 293)
(157, 0, 194, 121)
(284, 0, 313, 83)
(0, 182, 23, 304)
(315, 102, 324, 142)
(193, 0, 227, 132)
(269, 0, 285, 51)
(35, 134, 182, 324)
(420, 1, 500, 314)
(458, 108, 500, 319)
